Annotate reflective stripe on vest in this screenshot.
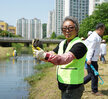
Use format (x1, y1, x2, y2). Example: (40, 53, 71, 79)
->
(57, 37, 86, 84)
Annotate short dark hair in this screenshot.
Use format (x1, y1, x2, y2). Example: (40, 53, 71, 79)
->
(61, 16, 79, 33)
(96, 23, 105, 30)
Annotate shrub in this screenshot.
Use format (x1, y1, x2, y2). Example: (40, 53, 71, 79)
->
(103, 35, 108, 42)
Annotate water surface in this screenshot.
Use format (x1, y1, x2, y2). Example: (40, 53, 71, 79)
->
(0, 54, 37, 99)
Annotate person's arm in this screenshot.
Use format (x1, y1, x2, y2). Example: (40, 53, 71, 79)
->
(35, 42, 87, 65)
(34, 44, 59, 62)
(45, 52, 75, 65)
(45, 42, 87, 65)
(86, 39, 97, 65)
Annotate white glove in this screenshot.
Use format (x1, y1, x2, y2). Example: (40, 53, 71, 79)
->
(34, 49, 46, 60)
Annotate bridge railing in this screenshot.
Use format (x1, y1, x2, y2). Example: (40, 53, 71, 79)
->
(0, 37, 63, 44)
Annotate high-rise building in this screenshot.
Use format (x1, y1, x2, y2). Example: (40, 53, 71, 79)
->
(47, 10, 55, 38)
(64, 0, 89, 23)
(55, 0, 89, 36)
(28, 19, 35, 39)
(17, 18, 42, 39)
(89, 0, 108, 15)
(55, 0, 64, 36)
(16, 18, 28, 38)
(34, 18, 42, 39)
(52, 10, 55, 34)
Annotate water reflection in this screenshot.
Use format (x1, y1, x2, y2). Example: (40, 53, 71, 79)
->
(0, 54, 37, 99)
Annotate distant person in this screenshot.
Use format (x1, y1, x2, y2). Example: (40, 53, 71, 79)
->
(13, 49, 17, 57)
(84, 23, 105, 96)
(33, 16, 87, 99)
(100, 40, 107, 63)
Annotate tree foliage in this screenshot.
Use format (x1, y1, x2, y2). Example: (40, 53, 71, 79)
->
(103, 35, 108, 42)
(42, 23, 47, 38)
(50, 32, 56, 39)
(56, 34, 65, 39)
(0, 30, 10, 37)
(0, 29, 21, 37)
(79, 3, 108, 38)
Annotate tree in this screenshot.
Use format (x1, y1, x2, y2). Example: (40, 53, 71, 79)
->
(50, 32, 56, 39)
(0, 29, 21, 37)
(42, 23, 47, 38)
(56, 34, 65, 39)
(79, 3, 108, 38)
(103, 35, 108, 42)
(1, 30, 9, 37)
(0, 29, 2, 33)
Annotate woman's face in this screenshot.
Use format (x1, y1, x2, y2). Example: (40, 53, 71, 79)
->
(62, 20, 77, 41)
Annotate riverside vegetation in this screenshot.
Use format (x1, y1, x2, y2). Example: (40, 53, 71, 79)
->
(0, 43, 33, 59)
(0, 43, 57, 59)
(0, 47, 14, 59)
(25, 45, 108, 99)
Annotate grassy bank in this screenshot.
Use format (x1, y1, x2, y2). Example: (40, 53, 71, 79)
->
(0, 43, 57, 60)
(0, 47, 14, 59)
(25, 62, 61, 99)
(26, 46, 108, 99)
(12, 43, 33, 55)
(0, 46, 32, 59)
(25, 62, 54, 86)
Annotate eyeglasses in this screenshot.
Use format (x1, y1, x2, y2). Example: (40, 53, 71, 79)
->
(62, 26, 75, 32)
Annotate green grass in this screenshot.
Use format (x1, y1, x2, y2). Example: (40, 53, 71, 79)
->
(0, 47, 14, 59)
(24, 62, 54, 86)
(24, 71, 45, 86)
(34, 62, 54, 70)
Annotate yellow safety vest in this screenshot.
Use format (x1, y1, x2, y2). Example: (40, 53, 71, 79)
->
(57, 37, 86, 84)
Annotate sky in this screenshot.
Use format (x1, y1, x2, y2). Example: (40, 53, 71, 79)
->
(0, 0, 54, 26)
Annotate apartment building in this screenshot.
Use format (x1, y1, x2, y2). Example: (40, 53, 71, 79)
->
(0, 20, 16, 35)
(89, 0, 108, 15)
(64, 0, 89, 23)
(16, 18, 28, 39)
(47, 10, 55, 38)
(55, 0, 64, 36)
(8, 25, 16, 34)
(0, 21, 8, 31)
(55, 0, 89, 36)
(34, 18, 42, 39)
(17, 18, 42, 39)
